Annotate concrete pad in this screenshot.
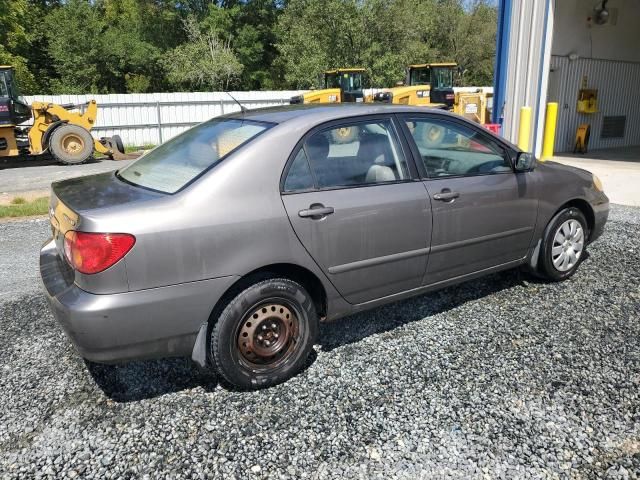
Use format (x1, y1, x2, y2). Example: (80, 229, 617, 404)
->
(0, 158, 135, 203)
(552, 147, 640, 207)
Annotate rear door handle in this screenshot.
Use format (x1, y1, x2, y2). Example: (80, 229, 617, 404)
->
(433, 191, 460, 201)
(298, 205, 335, 219)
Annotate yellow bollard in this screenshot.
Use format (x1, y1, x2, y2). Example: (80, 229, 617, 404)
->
(541, 102, 558, 161)
(517, 106, 532, 151)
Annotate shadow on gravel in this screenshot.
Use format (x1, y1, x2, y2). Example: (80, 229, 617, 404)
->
(85, 357, 218, 402)
(85, 269, 533, 401)
(319, 269, 532, 352)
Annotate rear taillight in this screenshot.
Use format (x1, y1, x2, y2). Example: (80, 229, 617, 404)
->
(64, 231, 136, 274)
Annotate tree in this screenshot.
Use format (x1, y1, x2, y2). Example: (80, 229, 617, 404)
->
(0, 0, 38, 93)
(164, 16, 243, 91)
(430, 0, 497, 86)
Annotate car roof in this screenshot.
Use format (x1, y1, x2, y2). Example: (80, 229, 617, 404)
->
(224, 103, 458, 126)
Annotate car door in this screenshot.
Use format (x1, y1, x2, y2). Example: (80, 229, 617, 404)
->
(280, 117, 431, 304)
(400, 114, 538, 285)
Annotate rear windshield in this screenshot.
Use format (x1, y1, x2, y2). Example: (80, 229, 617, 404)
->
(118, 118, 272, 193)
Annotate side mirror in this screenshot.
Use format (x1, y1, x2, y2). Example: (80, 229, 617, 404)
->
(515, 152, 536, 172)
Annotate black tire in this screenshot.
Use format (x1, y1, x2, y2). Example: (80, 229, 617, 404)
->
(330, 126, 358, 144)
(210, 277, 319, 390)
(111, 134, 125, 154)
(49, 124, 94, 165)
(416, 122, 445, 147)
(538, 207, 589, 281)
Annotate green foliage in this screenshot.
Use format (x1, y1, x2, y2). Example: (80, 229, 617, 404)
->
(164, 16, 243, 91)
(277, 0, 496, 88)
(2, 0, 497, 94)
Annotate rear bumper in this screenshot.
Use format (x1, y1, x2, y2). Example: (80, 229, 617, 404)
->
(40, 239, 238, 363)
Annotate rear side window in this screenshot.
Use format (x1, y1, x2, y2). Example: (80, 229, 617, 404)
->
(283, 149, 314, 192)
(303, 121, 410, 189)
(118, 119, 272, 194)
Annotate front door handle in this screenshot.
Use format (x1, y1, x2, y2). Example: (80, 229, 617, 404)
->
(298, 204, 335, 219)
(433, 191, 460, 202)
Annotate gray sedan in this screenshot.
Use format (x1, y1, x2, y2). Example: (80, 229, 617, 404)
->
(40, 105, 609, 390)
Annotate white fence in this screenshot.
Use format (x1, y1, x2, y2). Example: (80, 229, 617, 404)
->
(25, 91, 304, 146)
(25, 87, 492, 147)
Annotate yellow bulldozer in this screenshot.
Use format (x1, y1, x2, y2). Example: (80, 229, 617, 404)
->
(290, 68, 366, 104)
(0, 65, 124, 165)
(370, 63, 457, 108)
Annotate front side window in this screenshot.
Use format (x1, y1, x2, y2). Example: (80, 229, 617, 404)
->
(405, 118, 511, 178)
(304, 120, 410, 189)
(118, 119, 271, 194)
(409, 67, 430, 86)
(325, 74, 339, 89)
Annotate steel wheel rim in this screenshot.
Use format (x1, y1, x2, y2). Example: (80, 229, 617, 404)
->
(551, 219, 584, 272)
(62, 134, 85, 155)
(237, 302, 299, 368)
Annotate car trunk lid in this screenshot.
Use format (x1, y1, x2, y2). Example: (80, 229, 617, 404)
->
(49, 171, 164, 262)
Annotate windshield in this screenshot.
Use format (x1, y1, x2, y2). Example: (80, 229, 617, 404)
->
(118, 119, 272, 194)
(432, 67, 454, 89)
(325, 72, 363, 92)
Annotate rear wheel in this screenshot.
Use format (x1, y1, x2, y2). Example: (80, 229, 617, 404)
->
(210, 277, 318, 390)
(330, 126, 358, 144)
(49, 124, 94, 165)
(538, 207, 588, 281)
(110, 134, 125, 154)
(416, 122, 445, 147)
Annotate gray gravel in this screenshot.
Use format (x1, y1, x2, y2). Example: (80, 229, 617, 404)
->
(0, 218, 49, 300)
(1, 205, 639, 479)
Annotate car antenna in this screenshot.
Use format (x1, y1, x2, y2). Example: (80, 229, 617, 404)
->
(226, 92, 248, 115)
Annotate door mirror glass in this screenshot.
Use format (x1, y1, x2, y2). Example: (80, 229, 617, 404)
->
(515, 152, 536, 172)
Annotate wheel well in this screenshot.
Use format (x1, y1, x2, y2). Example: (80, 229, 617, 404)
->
(211, 264, 327, 325)
(560, 199, 595, 238)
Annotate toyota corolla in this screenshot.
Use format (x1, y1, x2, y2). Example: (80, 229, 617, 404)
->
(40, 104, 609, 390)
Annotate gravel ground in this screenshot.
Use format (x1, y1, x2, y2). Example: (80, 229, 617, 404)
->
(0, 205, 639, 479)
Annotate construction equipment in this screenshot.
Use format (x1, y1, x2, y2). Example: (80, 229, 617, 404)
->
(371, 63, 457, 108)
(0, 66, 124, 165)
(452, 89, 493, 124)
(290, 68, 366, 104)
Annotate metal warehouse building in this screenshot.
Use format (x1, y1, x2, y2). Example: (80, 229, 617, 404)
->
(494, 0, 639, 160)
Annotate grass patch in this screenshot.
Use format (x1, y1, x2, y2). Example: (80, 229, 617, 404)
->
(125, 144, 156, 153)
(10, 197, 27, 205)
(0, 197, 49, 218)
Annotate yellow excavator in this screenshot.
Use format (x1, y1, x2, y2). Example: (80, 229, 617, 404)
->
(0, 65, 124, 165)
(290, 68, 366, 104)
(370, 63, 457, 108)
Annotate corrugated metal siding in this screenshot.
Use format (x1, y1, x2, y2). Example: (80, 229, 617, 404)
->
(549, 55, 640, 152)
(502, 0, 551, 152)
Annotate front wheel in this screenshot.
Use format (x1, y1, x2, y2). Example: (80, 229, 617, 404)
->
(538, 207, 588, 281)
(49, 124, 94, 165)
(210, 277, 318, 390)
